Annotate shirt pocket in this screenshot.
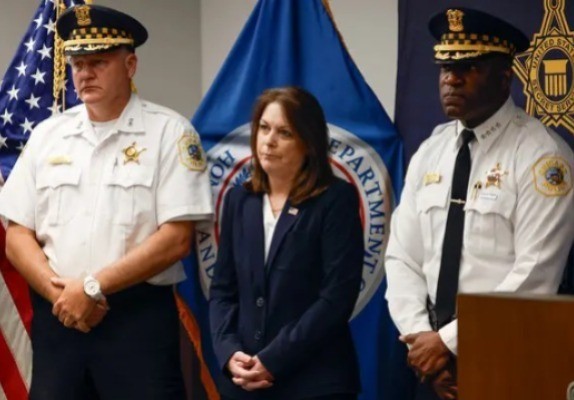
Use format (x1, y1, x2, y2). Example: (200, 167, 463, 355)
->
(464, 189, 516, 255)
(416, 184, 449, 256)
(105, 166, 155, 226)
(36, 167, 82, 226)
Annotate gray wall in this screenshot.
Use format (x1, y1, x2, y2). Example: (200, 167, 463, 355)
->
(0, 0, 397, 119)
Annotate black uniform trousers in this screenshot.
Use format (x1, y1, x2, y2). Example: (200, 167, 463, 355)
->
(29, 283, 185, 400)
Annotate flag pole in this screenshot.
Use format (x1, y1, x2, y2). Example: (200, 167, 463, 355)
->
(321, 0, 349, 52)
(53, 0, 66, 113)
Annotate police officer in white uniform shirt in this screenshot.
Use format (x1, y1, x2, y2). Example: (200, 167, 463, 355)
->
(385, 7, 574, 400)
(0, 5, 212, 400)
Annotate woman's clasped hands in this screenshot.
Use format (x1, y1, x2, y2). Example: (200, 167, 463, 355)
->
(227, 351, 274, 391)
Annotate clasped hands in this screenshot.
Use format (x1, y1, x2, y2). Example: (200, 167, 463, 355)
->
(401, 331, 457, 400)
(50, 276, 109, 333)
(227, 351, 274, 391)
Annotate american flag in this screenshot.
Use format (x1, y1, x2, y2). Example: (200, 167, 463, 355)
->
(0, 1, 82, 398)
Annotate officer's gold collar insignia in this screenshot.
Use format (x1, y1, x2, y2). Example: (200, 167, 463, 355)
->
(423, 172, 442, 186)
(447, 9, 464, 32)
(122, 142, 146, 164)
(485, 163, 508, 188)
(533, 156, 572, 197)
(178, 131, 206, 171)
(75, 5, 91, 27)
(48, 155, 72, 165)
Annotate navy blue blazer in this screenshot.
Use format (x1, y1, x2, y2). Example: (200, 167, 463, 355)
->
(209, 178, 363, 400)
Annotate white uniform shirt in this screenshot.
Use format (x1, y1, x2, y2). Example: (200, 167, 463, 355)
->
(385, 97, 574, 354)
(0, 95, 213, 285)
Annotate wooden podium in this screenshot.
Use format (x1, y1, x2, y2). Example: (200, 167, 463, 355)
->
(458, 293, 574, 400)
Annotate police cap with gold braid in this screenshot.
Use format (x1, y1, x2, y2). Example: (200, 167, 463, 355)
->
(56, 4, 148, 56)
(429, 7, 530, 63)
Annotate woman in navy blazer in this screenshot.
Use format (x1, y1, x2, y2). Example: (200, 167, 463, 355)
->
(209, 87, 363, 400)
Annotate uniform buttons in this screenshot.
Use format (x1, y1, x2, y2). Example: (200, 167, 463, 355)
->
(254, 330, 262, 341)
(256, 297, 265, 307)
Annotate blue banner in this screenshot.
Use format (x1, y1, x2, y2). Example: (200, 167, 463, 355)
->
(176, 1, 404, 399)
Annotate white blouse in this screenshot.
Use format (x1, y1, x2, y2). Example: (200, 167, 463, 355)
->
(262, 194, 280, 263)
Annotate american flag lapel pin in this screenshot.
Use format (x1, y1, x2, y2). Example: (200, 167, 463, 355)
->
(288, 207, 299, 216)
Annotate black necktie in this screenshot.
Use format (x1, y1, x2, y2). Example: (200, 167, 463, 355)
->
(435, 129, 475, 329)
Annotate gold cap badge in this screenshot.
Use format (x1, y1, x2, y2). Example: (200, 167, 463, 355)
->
(74, 5, 91, 27)
(447, 9, 464, 32)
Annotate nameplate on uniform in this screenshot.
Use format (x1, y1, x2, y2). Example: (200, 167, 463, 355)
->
(423, 172, 441, 186)
(479, 193, 498, 201)
(48, 155, 72, 165)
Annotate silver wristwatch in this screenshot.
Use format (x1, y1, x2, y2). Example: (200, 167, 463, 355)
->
(83, 275, 105, 301)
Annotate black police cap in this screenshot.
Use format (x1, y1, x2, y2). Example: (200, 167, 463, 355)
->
(428, 7, 530, 63)
(56, 4, 148, 56)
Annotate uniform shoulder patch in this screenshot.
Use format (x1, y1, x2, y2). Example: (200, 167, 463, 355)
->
(177, 130, 206, 171)
(532, 156, 572, 197)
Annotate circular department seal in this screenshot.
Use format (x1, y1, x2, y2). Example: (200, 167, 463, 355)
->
(527, 38, 574, 115)
(195, 123, 395, 319)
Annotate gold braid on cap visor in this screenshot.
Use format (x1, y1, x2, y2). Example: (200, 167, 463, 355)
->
(434, 33, 516, 60)
(64, 37, 134, 52)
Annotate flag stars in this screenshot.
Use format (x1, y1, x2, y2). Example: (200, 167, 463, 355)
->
(7, 86, 20, 101)
(31, 68, 46, 85)
(16, 142, 26, 152)
(43, 19, 56, 34)
(24, 38, 36, 53)
(25, 94, 41, 110)
(37, 44, 52, 60)
(20, 118, 34, 135)
(0, 109, 14, 125)
(15, 62, 28, 77)
(0, 135, 8, 150)
(49, 102, 62, 115)
(34, 15, 43, 29)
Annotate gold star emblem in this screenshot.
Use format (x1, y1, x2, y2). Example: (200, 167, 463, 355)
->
(122, 142, 146, 164)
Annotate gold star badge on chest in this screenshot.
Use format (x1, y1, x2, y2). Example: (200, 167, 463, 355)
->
(122, 142, 146, 164)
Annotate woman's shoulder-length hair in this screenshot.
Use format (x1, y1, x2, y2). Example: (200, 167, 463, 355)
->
(244, 86, 334, 205)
